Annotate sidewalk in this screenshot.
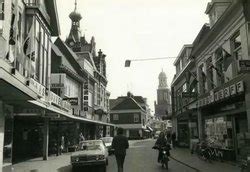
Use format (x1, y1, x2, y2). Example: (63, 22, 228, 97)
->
(12, 153, 72, 172)
(170, 147, 241, 172)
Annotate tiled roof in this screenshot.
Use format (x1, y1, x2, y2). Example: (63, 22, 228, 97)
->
(111, 97, 143, 111)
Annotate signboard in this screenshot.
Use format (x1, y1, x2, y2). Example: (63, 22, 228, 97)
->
(198, 81, 244, 108)
(28, 78, 46, 99)
(49, 91, 71, 111)
(64, 97, 78, 105)
(239, 60, 250, 72)
(51, 73, 66, 88)
(182, 92, 197, 98)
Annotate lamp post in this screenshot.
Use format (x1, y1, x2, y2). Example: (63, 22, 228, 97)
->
(125, 57, 176, 67)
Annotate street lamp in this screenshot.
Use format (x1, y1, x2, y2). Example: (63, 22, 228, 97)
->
(125, 57, 176, 67)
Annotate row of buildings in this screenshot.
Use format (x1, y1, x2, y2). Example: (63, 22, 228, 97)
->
(0, 0, 115, 171)
(171, 0, 250, 161)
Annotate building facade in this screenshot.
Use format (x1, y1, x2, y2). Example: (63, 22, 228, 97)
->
(171, 44, 199, 147)
(110, 92, 150, 139)
(0, 0, 113, 171)
(171, 0, 250, 160)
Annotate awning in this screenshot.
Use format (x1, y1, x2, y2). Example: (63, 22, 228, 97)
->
(28, 100, 116, 127)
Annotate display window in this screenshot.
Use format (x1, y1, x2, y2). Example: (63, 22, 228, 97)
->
(205, 116, 233, 150)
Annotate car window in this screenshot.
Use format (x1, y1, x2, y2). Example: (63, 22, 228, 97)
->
(101, 137, 113, 143)
(82, 141, 102, 150)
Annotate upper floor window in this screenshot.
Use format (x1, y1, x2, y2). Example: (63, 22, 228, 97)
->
(232, 33, 242, 60)
(113, 114, 118, 121)
(199, 64, 207, 94)
(215, 48, 224, 86)
(206, 57, 214, 90)
(134, 114, 139, 122)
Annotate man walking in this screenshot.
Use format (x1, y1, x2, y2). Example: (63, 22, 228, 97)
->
(112, 128, 129, 172)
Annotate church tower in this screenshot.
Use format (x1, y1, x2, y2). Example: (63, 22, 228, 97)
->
(155, 70, 171, 119)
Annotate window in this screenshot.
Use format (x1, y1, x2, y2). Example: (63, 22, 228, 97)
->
(134, 114, 139, 122)
(199, 64, 207, 94)
(25, 16, 50, 86)
(232, 33, 242, 60)
(215, 48, 224, 86)
(113, 114, 118, 121)
(206, 57, 214, 90)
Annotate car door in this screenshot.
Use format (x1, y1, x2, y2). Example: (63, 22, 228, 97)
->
(102, 141, 108, 158)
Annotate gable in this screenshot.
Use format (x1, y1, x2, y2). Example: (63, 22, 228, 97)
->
(111, 97, 142, 111)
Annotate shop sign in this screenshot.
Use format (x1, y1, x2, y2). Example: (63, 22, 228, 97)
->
(198, 81, 244, 108)
(239, 60, 250, 72)
(28, 78, 46, 99)
(64, 97, 78, 105)
(61, 100, 71, 111)
(49, 91, 72, 111)
(51, 74, 65, 88)
(182, 92, 197, 98)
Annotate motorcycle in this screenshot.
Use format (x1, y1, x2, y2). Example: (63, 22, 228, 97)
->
(153, 145, 170, 170)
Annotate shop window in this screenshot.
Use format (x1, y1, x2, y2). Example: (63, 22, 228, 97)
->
(205, 117, 233, 150)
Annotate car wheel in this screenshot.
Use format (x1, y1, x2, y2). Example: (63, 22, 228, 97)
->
(106, 158, 108, 166)
(103, 165, 107, 172)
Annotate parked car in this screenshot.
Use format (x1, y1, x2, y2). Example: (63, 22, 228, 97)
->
(71, 140, 108, 172)
(100, 137, 114, 155)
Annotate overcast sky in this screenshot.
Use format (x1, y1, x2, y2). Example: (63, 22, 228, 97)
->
(56, 0, 209, 114)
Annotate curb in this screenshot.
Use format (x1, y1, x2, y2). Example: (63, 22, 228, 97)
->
(169, 156, 200, 172)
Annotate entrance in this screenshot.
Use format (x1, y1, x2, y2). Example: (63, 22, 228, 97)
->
(235, 113, 249, 159)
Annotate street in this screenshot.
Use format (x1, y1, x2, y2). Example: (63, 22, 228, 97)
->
(13, 139, 197, 172)
(72, 139, 195, 172)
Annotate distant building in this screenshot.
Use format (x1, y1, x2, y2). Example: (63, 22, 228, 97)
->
(154, 70, 171, 120)
(110, 92, 152, 139)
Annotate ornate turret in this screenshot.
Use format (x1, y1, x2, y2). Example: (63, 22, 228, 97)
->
(66, 0, 82, 45)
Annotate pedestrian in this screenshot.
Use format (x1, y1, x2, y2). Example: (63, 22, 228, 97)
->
(171, 132, 176, 148)
(79, 132, 85, 150)
(166, 131, 171, 144)
(112, 128, 129, 172)
(154, 132, 170, 163)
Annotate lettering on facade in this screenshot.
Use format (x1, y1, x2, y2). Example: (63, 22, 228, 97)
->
(239, 60, 250, 72)
(49, 91, 71, 111)
(28, 78, 46, 99)
(64, 97, 78, 105)
(198, 81, 244, 108)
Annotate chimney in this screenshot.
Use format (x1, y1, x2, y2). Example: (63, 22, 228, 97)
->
(205, 0, 232, 28)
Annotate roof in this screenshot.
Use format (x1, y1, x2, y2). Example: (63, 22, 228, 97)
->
(54, 37, 85, 77)
(111, 97, 144, 111)
(45, 0, 60, 36)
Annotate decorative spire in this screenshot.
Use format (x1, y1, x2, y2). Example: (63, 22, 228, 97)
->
(74, 0, 77, 11)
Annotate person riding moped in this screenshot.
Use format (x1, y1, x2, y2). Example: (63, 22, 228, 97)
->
(153, 132, 171, 163)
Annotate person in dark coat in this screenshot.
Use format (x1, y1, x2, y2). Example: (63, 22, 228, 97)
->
(112, 128, 129, 172)
(155, 132, 170, 162)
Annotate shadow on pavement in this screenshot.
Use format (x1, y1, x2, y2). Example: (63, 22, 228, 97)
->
(57, 165, 72, 172)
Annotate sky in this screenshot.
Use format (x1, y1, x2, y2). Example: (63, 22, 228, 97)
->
(56, 0, 209, 114)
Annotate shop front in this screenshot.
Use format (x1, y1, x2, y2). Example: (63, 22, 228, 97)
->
(197, 78, 250, 161)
